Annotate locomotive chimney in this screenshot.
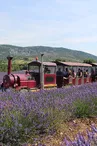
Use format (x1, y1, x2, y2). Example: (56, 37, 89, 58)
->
(7, 56, 13, 75)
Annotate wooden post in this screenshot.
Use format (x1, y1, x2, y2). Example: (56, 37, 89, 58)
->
(40, 54, 44, 89)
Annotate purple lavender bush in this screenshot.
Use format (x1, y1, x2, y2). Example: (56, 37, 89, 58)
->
(0, 82, 97, 145)
(62, 124, 97, 146)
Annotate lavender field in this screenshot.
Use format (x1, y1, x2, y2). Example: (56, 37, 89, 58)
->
(0, 83, 97, 145)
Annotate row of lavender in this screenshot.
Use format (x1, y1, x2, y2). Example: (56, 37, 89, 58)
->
(0, 83, 97, 145)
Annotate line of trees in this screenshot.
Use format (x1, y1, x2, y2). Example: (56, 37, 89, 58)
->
(83, 59, 96, 64)
(0, 61, 27, 72)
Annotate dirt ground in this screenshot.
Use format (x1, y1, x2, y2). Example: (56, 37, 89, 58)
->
(39, 117, 97, 146)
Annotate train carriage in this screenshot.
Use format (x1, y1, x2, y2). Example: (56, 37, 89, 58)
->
(55, 61, 92, 86)
(91, 63, 97, 81)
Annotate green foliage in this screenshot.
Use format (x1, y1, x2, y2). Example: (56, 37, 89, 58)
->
(12, 64, 27, 71)
(55, 58, 66, 62)
(73, 99, 91, 118)
(83, 59, 96, 64)
(0, 61, 7, 72)
(91, 97, 97, 115)
(0, 59, 28, 71)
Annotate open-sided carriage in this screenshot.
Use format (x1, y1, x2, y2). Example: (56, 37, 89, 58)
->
(55, 61, 92, 86)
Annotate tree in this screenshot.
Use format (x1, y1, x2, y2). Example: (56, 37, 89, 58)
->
(83, 59, 96, 64)
(55, 58, 66, 62)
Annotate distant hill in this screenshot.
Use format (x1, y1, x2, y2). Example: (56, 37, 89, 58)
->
(0, 44, 97, 62)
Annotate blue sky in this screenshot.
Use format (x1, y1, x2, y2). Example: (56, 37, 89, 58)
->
(0, 0, 97, 56)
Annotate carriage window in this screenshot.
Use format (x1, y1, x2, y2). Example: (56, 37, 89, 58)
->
(28, 65, 39, 73)
(44, 66, 56, 74)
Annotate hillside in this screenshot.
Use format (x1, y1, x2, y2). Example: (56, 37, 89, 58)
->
(0, 44, 97, 62)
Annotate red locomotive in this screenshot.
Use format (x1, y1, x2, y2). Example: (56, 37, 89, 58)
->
(3, 56, 57, 90)
(2, 56, 97, 90)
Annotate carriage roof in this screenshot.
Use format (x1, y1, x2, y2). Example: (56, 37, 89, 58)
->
(28, 61, 56, 67)
(55, 61, 92, 67)
(91, 63, 97, 66)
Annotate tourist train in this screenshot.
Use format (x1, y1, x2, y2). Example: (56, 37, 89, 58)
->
(2, 56, 97, 90)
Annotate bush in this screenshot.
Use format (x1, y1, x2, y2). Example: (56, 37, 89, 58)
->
(73, 99, 91, 118)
